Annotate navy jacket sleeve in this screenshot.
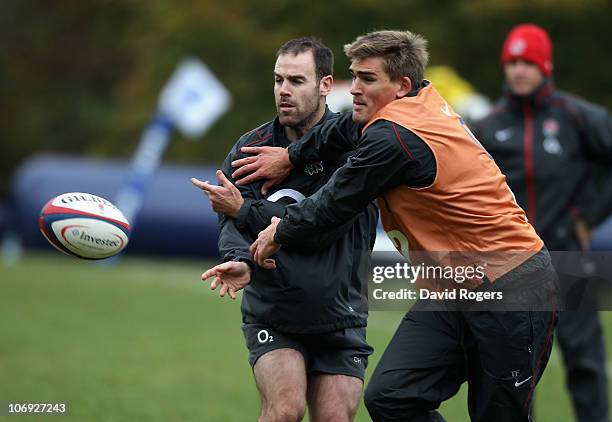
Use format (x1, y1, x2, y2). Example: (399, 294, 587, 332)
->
(275, 120, 436, 246)
(235, 197, 360, 249)
(216, 145, 256, 268)
(575, 98, 612, 159)
(575, 167, 612, 228)
(572, 99, 612, 227)
(235, 199, 285, 235)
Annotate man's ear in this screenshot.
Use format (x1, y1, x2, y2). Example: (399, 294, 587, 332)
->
(396, 76, 412, 98)
(319, 75, 333, 96)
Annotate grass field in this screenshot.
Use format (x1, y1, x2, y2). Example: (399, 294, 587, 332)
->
(1, 253, 610, 421)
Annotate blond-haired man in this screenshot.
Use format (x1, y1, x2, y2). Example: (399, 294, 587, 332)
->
(237, 30, 559, 421)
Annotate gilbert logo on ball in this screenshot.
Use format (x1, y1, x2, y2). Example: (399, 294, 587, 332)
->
(39, 192, 131, 260)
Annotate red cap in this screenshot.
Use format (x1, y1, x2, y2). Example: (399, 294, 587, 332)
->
(501, 24, 553, 76)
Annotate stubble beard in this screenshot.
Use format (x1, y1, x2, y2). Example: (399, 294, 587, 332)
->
(281, 94, 324, 139)
(352, 108, 368, 124)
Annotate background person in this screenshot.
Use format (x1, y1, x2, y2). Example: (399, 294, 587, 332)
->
(473, 23, 612, 422)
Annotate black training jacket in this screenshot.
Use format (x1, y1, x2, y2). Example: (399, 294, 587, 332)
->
(217, 108, 378, 334)
(473, 79, 612, 249)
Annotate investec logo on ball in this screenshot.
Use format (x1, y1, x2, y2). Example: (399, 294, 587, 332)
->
(55, 219, 126, 258)
(61, 225, 124, 252)
(77, 229, 121, 248)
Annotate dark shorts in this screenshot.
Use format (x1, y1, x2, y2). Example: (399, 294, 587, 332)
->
(242, 323, 373, 381)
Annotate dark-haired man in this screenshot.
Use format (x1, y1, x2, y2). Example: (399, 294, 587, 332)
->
(193, 37, 377, 422)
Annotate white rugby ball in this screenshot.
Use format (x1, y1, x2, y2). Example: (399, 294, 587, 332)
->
(39, 192, 131, 260)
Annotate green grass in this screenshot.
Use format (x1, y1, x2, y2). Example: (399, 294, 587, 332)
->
(1, 253, 610, 421)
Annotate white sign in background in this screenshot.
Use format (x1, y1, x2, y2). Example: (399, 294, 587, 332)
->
(114, 58, 231, 232)
(159, 58, 231, 139)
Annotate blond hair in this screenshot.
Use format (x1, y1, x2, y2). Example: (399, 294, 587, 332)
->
(344, 30, 429, 84)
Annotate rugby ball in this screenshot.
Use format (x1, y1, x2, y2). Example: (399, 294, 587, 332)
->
(39, 192, 131, 260)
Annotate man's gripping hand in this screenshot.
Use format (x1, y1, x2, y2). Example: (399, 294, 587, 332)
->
(249, 217, 282, 269)
(231, 146, 293, 195)
(202, 261, 252, 300)
(191, 170, 244, 218)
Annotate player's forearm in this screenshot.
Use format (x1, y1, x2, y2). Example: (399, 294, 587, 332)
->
(218, 217, 255, 265)
(236, 199, 287, 237)
(273, 183, 373, 247)
(287, 112, 359, 166)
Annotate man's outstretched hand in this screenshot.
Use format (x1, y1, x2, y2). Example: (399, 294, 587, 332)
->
(191, 170, 244, 218)
(202, 261, 252, 300)
(231, 146, 293, 195)
(250, 217, 282, 269)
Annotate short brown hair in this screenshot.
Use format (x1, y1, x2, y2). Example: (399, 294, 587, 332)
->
(277, 37, 334, 80)
(344, 30, 429, 84)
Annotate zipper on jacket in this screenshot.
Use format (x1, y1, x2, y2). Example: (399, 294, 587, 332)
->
(522, 102, 536, 225)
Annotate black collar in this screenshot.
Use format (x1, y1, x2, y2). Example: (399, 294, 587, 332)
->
(405, 79, 430, 97)
(505, 78, 555, 111)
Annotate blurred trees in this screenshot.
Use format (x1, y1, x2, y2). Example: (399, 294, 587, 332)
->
(1, 0, 611, 196)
